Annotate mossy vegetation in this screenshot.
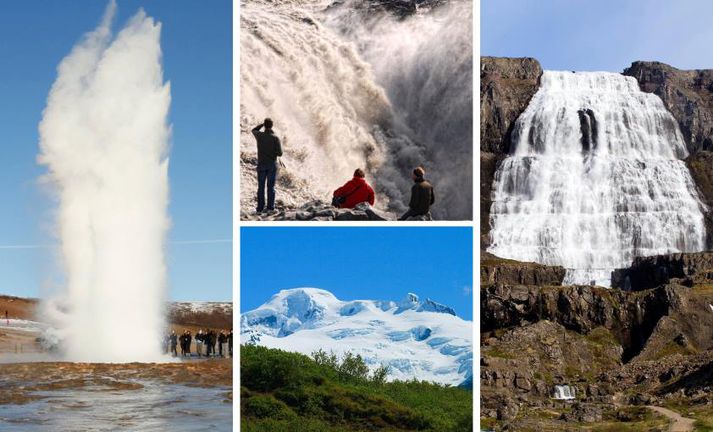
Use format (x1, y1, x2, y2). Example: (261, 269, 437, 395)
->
(241, 345, 473, 432)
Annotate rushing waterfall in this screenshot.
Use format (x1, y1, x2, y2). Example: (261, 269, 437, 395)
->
(488, 71, 706, 286)
(552, 385, 576, 400)
(240, 0, 472, 219)
(38, 2, 171, 362)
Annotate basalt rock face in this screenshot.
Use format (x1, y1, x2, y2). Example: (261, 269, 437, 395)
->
(480, 57, 542, 243)
(624, 61, 713, 154)
(611, 252, 713, 291)
(481, 282, 713, 362)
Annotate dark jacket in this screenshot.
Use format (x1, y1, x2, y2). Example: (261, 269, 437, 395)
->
(252, 126, 283, 165)
(408, 178, 434, 215)
(332, 177, 375, 208)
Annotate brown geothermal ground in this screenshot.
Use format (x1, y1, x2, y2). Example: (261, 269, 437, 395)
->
(0, 359, 233, 405)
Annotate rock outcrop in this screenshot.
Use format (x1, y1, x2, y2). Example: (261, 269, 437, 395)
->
(241, 201, 399, 221)
(611, 252, 713, 291)
(624, 61, 713, 154)
(480, 252, 565, 286)
(480, 57, 542, 243)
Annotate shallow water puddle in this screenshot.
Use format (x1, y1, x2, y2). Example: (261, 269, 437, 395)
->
(0, 381, 231, 431)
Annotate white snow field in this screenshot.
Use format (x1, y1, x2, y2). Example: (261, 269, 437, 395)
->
(241, 288, 472, 386)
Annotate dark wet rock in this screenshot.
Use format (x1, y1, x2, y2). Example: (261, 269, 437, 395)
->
(612, 252, 713, 291)
(328, 0, 445, 17)
(481, 252, 566, 286)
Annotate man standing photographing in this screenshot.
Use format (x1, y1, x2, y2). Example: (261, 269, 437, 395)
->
(252, 118, 283, 214)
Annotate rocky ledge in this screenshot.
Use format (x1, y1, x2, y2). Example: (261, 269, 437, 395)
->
(480, 252, 565, 287)
(240, 200, 428, 221)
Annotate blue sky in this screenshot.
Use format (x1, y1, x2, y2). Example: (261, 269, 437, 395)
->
(0, 1, 231, 301)
(483, 0, 713, 72)
(241, 228, 474, 320)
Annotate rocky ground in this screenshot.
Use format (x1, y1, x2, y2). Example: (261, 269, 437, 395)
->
(481, 252, 713, 431)
(240, 199, 435, 221)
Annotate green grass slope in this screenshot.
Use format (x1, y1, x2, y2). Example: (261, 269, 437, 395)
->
(241, 345, 473, 432)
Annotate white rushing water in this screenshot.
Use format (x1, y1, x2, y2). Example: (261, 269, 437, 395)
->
(488, 71, 706, 286)
(240, 0, 472, 219)
(37, 1, 171, 362)
(552, 385, 576, 400)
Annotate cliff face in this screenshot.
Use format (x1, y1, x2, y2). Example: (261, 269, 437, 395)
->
(480, 57, 542, 239)
(624, 61, 713, 154)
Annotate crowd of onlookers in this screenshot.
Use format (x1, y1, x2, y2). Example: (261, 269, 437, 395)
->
(165, 329, 232, 358)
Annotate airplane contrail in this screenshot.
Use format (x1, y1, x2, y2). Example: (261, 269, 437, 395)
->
(0, 239, 232, 249)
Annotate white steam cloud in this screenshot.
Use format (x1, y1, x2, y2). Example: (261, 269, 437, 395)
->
(37, 1, 172, 362)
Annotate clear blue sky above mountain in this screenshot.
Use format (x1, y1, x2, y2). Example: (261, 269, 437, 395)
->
(482, 0, 713, 72)
(241, 228, 474, 320)
(0, 1, 231, 301)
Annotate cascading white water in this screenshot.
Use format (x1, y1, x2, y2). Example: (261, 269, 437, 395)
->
(553, 385, 576, 400)
(38, 1, 171, 362)
(488, 71, 706, 286)
(240, 0, 472, 219)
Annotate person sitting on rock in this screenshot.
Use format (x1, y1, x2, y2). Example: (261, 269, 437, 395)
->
(399, 166, 435, 220)
(332, 168, 375, 209)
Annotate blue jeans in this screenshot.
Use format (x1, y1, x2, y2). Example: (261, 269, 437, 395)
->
(257, 162, 277, 211)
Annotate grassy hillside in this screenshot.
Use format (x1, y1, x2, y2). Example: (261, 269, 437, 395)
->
(241, 345, 473, 432)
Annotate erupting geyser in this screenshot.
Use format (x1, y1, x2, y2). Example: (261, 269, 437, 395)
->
(38, 1, 171, 362)
(489, 71, 706, 286)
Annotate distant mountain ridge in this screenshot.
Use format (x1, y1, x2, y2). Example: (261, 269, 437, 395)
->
(241, 288, 472, 386)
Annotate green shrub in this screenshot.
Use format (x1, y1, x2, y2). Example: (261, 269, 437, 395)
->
(243, 395, 295, 419)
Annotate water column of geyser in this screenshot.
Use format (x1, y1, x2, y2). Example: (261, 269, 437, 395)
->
(488, 71, 706, 286)
(38, 2, 171, 362)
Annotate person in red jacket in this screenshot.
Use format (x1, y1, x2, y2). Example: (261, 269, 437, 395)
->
(332, 168, 375, 209)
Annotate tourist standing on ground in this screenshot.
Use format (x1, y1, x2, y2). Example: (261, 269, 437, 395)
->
(218, 330, 226, 357)
(252, 118, 283, 214)
(228, 329, 233, 357)
(399, 167, 435, 220)
(170, 331, 178, 357)
(332, 168, 376, 209)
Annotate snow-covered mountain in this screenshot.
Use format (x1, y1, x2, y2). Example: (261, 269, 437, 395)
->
(241, 288, 472, 386)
